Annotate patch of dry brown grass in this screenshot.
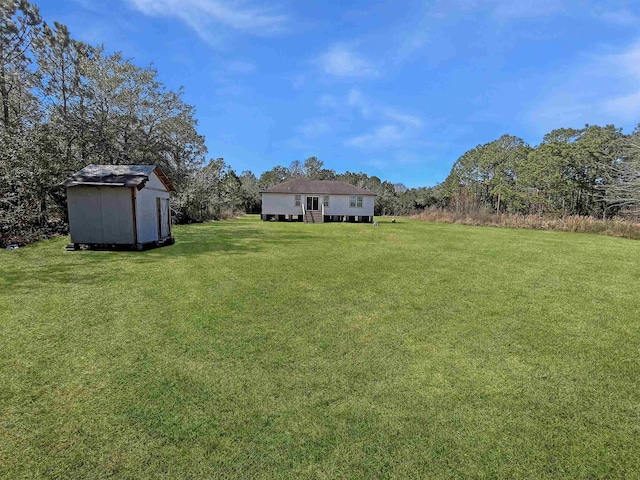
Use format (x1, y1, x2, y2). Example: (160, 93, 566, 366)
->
(411, 208, 640, 240)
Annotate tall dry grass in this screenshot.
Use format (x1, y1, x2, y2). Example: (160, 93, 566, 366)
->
(411, 208, 640, 240)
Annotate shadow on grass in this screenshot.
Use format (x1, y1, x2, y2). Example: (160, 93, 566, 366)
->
(0, 254, 138, 293)
(142, 220, 324, 258)
(0, 222, 320, 291)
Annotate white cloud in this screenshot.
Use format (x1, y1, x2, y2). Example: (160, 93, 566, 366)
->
(317, 94, 338, 109)
(347, 89, 363, 106)
(311, 89, 425, 151)
(126, 0, 288, 44)
(225, 60, 257, 74)
(492, 0, 561, 19)
(598, 9, 640, 26)
(298, 118, 331, 139)
(284, 137, 314, 151)
(385, 110, 423, 128)
(435, 0, 562, 19)
(395, 30, 430, 62)
(528, 40, 640, 130)
(346, 89, 424, 127)
(604, 91, 640, 118)
(437, 1, 639, 24)
(215, 85, 244, 96)
(347, 88, 372, 117)
(315, 44, 376, 78)
(348, 125, 405, 149)
(71, 0, 106, 13)
(609, 42, 640, 80)
(290, 74, 306, 90)
(364, 151, 423, 171)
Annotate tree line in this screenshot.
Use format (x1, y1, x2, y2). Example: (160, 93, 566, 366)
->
(0, 0, 232, 244)
(3, 0, 640, 246)
(438, 125, 640, 219)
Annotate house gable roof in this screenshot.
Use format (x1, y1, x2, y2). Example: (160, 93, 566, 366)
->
(61, 164, 175, 191)
(262, 178, 375, 196)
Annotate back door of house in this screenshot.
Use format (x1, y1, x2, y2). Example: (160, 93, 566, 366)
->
(306, 196, 319, 211)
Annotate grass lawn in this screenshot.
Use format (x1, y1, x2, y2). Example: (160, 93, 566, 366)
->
(1, 215, 639, 478)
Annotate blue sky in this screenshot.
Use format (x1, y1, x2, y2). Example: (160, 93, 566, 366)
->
(38, 0, 640, 187)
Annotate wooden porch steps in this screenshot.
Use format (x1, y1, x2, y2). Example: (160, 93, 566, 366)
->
(304, 211, 324, 223)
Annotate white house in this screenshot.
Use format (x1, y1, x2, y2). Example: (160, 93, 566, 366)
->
(261, 178, 375, 223)
(61, 164, 175, 250)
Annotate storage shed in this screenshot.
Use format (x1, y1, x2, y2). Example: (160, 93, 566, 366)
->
(61, 164, 175, 250)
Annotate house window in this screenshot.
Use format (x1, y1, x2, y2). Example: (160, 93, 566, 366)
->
(323, 196, 329, 207)
(294, 195, 301, 207)
(349, 195, 363, 208)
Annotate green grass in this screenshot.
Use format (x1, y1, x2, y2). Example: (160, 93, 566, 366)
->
(1, 215, 639, 479)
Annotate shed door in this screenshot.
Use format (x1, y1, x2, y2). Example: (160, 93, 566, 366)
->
(157, 198, 171, 239)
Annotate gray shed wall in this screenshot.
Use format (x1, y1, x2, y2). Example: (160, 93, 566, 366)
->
(67, 186, 135, 244)
(135, 172, 171, 243)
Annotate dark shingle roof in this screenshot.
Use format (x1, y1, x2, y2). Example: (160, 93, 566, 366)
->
(61, 164, 175, 191)
(262, 178, 375, 195)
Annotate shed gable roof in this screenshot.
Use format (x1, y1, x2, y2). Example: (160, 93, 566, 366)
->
(61, 164, 175, 191)
(262, 178, 375, 196)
